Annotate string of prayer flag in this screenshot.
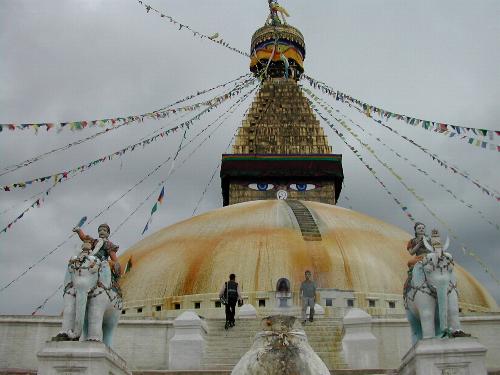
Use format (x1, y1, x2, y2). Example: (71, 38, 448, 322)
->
(191, 133, 236, 217)
(0, 75, 253, 178)
(462, 247, 500, 285)
(2, 79, 257, 192)
(113, 83, 259, 237)
(336, 95, 500, 202)
(31, 284, 63, 315)
(0, 176, 76, 234)
(136, 1, 249, 58)
(304, 87, 500, 232)
(0, 189, 45, 215)
(301, 81, 500, 201)
(308, 99, 417, 224)
(142, 187, 165, 235)
(302, 74, 499, 152)
(0, 198, 42, 235)
(0, 73, 250, 134)
(142, 129, 187, 235)
(1, 132, 188, 292)
(306, 91, 499, 285)
(1, 83, 260, 292)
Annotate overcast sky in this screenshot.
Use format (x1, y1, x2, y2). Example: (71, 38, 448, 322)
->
(0, 0, 499, 314)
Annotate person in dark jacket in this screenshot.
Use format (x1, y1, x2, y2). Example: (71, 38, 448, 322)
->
(219, 273, 242, 329)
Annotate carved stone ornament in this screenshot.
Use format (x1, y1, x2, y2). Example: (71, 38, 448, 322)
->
(232, 315, 330, 375)
(276, 190, 288, 200)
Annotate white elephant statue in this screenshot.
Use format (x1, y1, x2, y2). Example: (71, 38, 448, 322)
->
(54, 240, 122, 347)
(404, 230, 469, 343)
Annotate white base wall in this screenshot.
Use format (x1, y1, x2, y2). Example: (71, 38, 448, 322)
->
(399, 337, 487, 375)
(371, 315, 500, 369)
(0, 316, 173, 371)
(0, 313, 499, 371)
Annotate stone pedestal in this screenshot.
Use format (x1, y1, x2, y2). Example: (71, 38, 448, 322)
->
(168, 311, 206, 370)
(341, 308, 379, 369)
(399, 337, 487, 375)
(37, 341, 131, 375)
(232, 315, 330, 375)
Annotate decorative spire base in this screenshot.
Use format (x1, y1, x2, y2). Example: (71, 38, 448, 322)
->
(250, 2, 305, 80)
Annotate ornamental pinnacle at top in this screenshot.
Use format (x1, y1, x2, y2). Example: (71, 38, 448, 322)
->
(220, 1, 344, 206)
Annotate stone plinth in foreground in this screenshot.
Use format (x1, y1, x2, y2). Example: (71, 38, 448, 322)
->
(37, 341, 131, 375)
(399, 337, 487, 375)
(169, 311, 206, 370)
(232, 315, 330, 375)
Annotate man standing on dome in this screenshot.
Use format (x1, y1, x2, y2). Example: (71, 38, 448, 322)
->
(219, 273, 242, 330)
(300, 270, 316, 324)
(73, 224, 121, 283)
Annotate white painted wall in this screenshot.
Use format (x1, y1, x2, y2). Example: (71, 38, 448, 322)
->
(0, 316, 173, 371)
(371, 314, 500, 369)
(0, 313, 499, 371)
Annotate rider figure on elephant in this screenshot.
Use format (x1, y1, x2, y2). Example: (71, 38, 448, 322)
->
(404, 222, 431, 293)
(407, 222, 431, 263)
(73, 224, 121, 290)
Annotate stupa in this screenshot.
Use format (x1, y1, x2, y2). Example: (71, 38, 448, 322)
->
(117, 2, 495, 317)
(1, 2, 499, 374)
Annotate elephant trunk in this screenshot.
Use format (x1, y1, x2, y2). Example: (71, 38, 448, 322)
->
(436, 281, 448, 335)
(72, 289, 89, 339)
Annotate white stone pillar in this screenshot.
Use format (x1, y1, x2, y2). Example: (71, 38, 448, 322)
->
(37, 341, 131, 375)
(168, 311, 206, 370)
(341, 308, 379, 369)
(399, 337, 487, 375)
(238, 303, 257, 319)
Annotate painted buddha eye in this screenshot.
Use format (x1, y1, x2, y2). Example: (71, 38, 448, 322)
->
(289, 183, 316, 192)
(248, 183, 275, 191)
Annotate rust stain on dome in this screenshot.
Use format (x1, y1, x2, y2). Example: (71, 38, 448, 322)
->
(118, 200, 497, 310)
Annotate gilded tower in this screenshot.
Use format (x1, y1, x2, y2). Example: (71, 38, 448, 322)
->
(221, 2, 344, 206)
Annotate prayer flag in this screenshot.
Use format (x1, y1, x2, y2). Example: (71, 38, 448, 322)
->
(141, 221, 150, 235)
(158, 186, 165, 204)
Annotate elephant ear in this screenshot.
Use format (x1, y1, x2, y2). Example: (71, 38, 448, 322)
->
(411, 263, 426, 285)
(423, 236, 434, 253)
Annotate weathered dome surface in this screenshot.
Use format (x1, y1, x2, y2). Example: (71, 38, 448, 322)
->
(118, 200, 496, 310)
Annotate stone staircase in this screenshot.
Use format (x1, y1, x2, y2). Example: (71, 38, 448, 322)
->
(286, 200, 322, 241)
(200, 319, 259, 371)
(302, 317, 347, 370)
(200, 317, 346, 371)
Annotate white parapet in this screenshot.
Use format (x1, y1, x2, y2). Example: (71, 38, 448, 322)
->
(168, 310, 206, 370)
(37, 341, 131, 375)
(399, 337, 487, 375)
(342, 308, 379, 369)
